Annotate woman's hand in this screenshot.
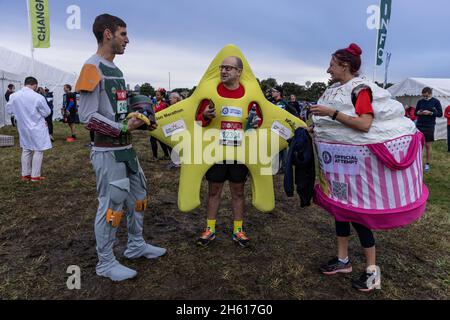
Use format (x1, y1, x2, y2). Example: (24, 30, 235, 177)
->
(310, 105, 335, 117)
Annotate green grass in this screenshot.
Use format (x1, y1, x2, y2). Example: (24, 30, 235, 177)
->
(0, 122, 449, 300)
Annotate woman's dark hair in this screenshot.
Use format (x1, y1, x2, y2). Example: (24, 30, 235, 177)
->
(93, 14, 127, 44)
(333, 43, 362, 76)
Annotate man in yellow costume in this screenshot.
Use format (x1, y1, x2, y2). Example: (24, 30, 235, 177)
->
(147, 44, 306, 250)
(195, 56, 263, 247)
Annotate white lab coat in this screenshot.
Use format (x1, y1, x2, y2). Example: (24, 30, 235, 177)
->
(6, 87, 52, 151)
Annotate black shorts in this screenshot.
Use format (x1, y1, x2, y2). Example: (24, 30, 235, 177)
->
(205, 163, 249, 183)
(417, 125, 435, 142)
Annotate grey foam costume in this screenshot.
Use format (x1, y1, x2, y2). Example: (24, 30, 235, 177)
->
(77, 55, 166, 281)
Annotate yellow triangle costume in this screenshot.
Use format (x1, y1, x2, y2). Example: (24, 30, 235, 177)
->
(149, 44, 306, 212)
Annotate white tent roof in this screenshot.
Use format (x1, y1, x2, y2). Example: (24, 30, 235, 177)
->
(389, 78, 450, 97)
(0, 47, 77, 127)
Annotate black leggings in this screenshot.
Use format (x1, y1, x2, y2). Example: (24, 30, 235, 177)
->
(335, 221, 375, 248)
(150, 137, 171, 158)
(45, 110, 53, 135)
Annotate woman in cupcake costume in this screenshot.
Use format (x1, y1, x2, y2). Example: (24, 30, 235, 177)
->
(310, 44, 428, 292)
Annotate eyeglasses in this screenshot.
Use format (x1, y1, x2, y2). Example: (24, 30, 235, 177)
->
(219, 65, 240, 72)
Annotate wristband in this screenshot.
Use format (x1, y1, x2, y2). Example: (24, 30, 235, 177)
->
(121, 123, 129, 133)
(332, 110, 340, 120)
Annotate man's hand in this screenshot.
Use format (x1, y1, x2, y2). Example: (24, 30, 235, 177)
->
(251, 115, 261, 129)
(148, 122, 158, 131)
(421, 110, 433, 116)
(127, 117, 145, 132)
(203, 104, 216, 120)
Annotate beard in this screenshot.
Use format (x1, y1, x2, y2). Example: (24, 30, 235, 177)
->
(112, 40, 125, 55)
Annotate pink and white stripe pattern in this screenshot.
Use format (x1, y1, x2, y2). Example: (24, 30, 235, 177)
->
(318, 135, 424, 211)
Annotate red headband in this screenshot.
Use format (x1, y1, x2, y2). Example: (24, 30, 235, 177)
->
(345, 43, 362, 57)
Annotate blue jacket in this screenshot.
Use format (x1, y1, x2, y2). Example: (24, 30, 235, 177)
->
(284, 128, 315, 207)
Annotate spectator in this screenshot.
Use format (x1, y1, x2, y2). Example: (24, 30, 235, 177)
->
(445, 105, 450, 152)
(5, 84, 16, 126)
(150, 88, 171, 160)
(415, 87, 443, 172)
(167, 92, 183, 169)
(404, 104, 416, 122)
(271, 86, 291, 173)
(62, 84, 80, 143)
(288, 94, 301, 118)
(38, 87, 55, 142)
(169, 91, 182, 105)
(5, 77, 52, 182)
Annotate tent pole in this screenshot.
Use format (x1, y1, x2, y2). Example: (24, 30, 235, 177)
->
(26, 0, 35, 75)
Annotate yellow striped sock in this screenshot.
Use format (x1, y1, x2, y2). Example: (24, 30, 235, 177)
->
(234, 220, 243, 234)
(207, 219, 216, 233)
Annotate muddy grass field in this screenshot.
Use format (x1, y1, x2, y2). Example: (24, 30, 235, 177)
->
(0, 123, 449, 300)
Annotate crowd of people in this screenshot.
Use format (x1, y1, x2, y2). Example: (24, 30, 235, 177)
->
(2, 13, 448, 293)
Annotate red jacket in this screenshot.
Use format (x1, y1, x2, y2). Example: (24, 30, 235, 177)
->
(154, 100, 168, 113)
(445, 105, 450, 125)
(405, 106, 416, 121)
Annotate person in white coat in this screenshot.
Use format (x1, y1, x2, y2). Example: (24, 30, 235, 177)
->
(6, 77, 52, 182)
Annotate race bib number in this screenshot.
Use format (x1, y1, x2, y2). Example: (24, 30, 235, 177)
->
(116, 90, 128, 114)
(220, 121, 243, 146)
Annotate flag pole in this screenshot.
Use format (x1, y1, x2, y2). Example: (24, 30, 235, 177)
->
(26, 0, 35, 75)
(373, 0, 381, 83)
(384, 52, 391, 88)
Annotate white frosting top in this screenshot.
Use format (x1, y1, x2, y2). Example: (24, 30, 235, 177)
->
(313, 77, 417, 145)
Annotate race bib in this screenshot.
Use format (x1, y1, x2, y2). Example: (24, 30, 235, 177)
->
(220, 121, 243, 146)
(116, 90, 128, 115)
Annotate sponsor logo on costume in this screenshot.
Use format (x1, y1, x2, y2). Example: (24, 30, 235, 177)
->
(163, 120, 187, 137)
(322, 151, 332, 164)
(221, 106, 242, 118)
(271, 121, 292, 141)
(318, 143, 362, 175)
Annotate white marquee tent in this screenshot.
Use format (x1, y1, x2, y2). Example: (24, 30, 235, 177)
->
(389, 78, 449, 140)
(0, 47, 77, 128)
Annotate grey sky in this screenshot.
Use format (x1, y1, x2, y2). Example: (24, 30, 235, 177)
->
(1, 0, 449, 88)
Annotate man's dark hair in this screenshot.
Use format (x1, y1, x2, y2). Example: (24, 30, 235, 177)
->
(422, 87, 432, 94)
(64, 84, 72, 91)
(231, 56, 243, 70)
(7, 84, 14, 90)
(24, 77, 38, 86)
(93, 14, 127, 44)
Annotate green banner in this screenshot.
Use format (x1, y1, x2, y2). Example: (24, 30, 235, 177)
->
(29, 0, 50, 48)
(376, 0, 392, 66)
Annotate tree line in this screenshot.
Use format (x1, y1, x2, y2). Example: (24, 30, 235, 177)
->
(137, 79, 394, 102)
(138, 78, 328, 102)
